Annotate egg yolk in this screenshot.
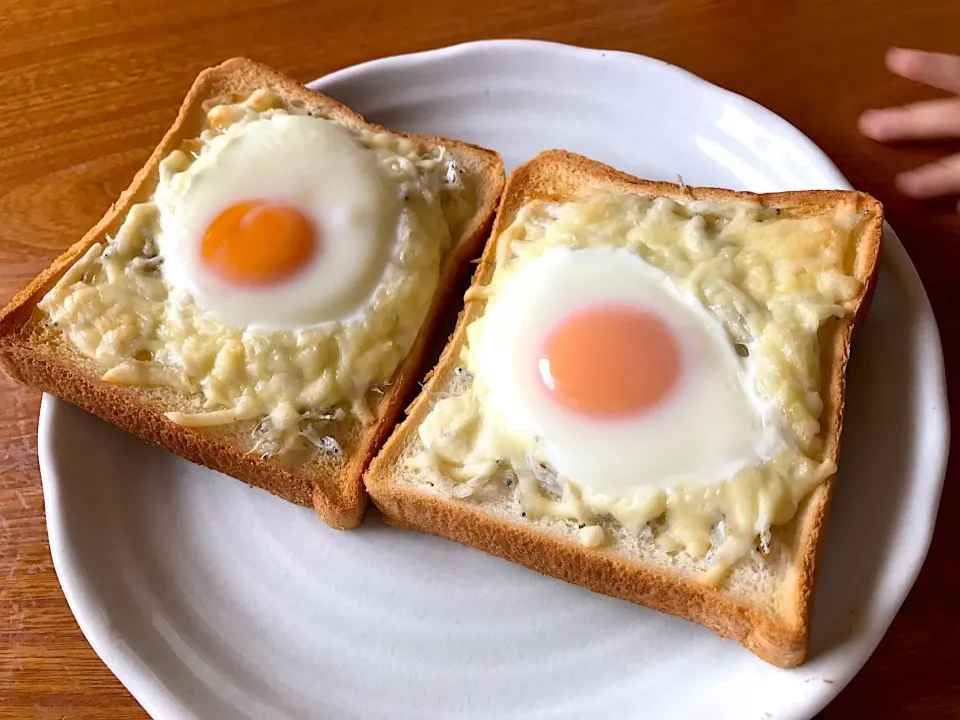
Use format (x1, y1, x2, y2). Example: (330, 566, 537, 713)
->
(538, 305, 682, 418)
(201, 200, 317, 286)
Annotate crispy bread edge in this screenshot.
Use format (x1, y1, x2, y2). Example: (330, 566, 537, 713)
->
(365, 150, 883, 665)
(0, 57, 505, 530)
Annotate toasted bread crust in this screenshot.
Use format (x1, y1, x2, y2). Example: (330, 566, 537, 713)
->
(365, 150, 883, 666)
(0, 58, 505, 529)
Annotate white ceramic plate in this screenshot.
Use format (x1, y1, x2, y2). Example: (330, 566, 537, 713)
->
(40, 40, 948, 720)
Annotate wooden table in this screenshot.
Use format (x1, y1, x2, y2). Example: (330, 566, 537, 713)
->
(1, 1, 958, 717)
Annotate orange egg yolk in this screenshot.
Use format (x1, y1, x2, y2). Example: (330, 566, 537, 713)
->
(538, 305, 682, 418)
(201, 200, 318, 286)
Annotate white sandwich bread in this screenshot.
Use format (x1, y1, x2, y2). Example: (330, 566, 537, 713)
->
(365, 149, 883, 668)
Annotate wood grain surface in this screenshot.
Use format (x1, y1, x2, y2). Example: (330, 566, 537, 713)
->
(1, 1, 958, 718)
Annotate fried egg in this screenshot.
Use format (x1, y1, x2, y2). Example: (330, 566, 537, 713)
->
(154, 113, 400, 330)
(469, 245, 788, 495)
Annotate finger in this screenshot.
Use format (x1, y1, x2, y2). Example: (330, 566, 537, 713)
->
(895, 154, 960, 199)
(886, 48, 960, 94)
(859, 98, 960, 141)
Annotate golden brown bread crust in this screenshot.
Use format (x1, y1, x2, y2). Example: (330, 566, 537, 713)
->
(0, 57, 505, 530)
(365, 150, 883, 666)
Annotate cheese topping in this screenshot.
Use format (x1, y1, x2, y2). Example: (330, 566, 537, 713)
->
(410, 192, 864, 582)
(37, 91, 469, 459)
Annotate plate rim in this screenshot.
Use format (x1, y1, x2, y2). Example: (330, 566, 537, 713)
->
(38, 38, 950, 720)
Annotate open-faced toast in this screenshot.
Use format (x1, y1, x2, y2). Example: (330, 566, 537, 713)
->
(365, 149, 882, 666)
(0, 58, 505, 529)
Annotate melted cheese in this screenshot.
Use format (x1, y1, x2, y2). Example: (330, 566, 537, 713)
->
(410, 192, 862, 583)
(37, 91, 468, 458)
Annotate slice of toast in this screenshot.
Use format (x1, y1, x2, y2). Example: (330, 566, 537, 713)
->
(0, 58, 504, 530)
(365, 150, 882, 666)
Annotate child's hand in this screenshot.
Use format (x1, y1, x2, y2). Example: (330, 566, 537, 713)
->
(859, 48, 960, 203)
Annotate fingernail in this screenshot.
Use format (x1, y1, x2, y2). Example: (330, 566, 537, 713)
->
(887, 46, 910, 62)
(887, 47, 923, 74)
(895, 171, 924, 196)
(859, 110, 886, 138)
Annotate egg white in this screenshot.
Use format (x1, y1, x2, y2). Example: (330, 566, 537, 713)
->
(468, 245, 788, 495)
(154, 113, 400, 331)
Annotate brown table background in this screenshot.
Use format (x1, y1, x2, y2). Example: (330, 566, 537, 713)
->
(1, 1, 958, 717)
